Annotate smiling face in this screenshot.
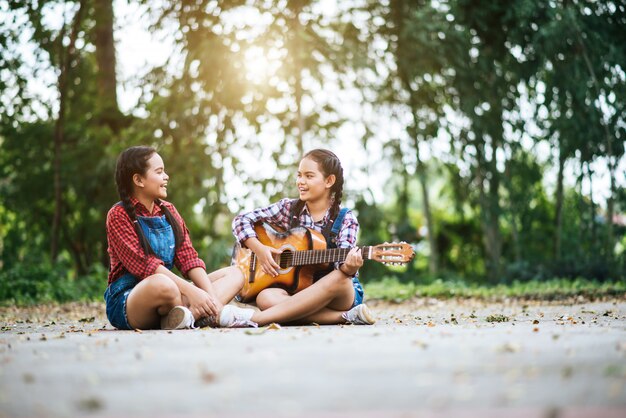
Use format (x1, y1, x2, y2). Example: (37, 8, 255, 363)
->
(133, 153, 169, 201)
(296, 157, 335, 203)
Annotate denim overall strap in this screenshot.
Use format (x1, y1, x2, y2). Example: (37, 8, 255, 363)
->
(322, 207, 348, 249)
(137, 215, 176, 269)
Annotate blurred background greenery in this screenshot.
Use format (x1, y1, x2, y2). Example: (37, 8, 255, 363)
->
(0, 0, 624, 305)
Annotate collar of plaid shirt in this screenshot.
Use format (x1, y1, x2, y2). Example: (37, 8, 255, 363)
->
(129, 196, 164, 217)
(295, 200, 333, 225)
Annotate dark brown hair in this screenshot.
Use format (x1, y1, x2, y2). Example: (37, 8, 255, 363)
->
(302, 148, 345, 221)
(114, 146, 182, 255)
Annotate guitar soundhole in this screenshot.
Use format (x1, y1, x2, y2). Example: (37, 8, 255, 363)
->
(278, 250, 293, 269)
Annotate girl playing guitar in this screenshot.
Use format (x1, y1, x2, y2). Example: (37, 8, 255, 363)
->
(223, 149, 375, 327)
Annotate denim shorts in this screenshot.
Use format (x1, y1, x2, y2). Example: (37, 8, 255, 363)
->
(352, 276, 365, 308)
(104, 273, 139, 330)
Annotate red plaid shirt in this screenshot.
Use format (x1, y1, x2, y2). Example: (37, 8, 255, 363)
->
(106, 198, 205, 284)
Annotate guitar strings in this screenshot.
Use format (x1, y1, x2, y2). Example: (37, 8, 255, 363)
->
(278, 247, 371, 266)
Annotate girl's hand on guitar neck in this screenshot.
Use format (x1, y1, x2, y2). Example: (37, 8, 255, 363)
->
(340, 247, 363, 277)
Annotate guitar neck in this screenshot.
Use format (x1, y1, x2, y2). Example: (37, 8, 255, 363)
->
(285, 246, 373, 267)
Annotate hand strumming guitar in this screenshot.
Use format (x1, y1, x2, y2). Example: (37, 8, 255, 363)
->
(244, 237, 283, 277)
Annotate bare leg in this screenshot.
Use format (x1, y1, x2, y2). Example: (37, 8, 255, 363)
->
(256, 288, 347, 325)
(126, 274, 183, 329)
(251, 270, 355, 326)
(205, 266, 244, 305)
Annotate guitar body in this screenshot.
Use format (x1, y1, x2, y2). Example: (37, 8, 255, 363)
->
(232, 222, 331, 302)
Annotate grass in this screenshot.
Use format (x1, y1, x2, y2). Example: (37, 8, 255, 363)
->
(2, 263, 625, 306)
(363, 277, 626, 302)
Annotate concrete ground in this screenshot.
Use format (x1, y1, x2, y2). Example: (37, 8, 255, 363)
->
(1, 298, 625, 418)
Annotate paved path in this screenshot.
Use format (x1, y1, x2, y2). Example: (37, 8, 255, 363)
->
(1, 299, 625, 417)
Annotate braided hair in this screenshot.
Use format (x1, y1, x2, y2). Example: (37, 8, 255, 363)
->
(302, 149, 345, 222)
(114, 146, 183, 255)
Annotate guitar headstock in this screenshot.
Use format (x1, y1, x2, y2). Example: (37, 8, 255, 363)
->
(370, 242, 415, 265)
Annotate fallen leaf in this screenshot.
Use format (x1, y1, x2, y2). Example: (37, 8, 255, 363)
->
(77, 397, 104, 412)
(497, 342, 521, 353)
(604, 365, 623, 377)
(200, 369, 217, 384)
(562, 366, 573, 379)
(486, 314, 509, 323)
(412, 340, 428, 349)
(245, 327, 268, 335)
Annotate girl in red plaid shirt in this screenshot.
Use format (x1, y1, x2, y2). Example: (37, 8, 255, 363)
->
(221, 149, 375, 327)
(105, 146, 245, 330)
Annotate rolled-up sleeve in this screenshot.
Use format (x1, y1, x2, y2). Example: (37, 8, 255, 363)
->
(232, 198, 293, 245)
(334, 210, 359, 271)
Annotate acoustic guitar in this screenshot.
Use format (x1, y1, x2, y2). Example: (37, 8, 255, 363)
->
(232, 222, 415, 302)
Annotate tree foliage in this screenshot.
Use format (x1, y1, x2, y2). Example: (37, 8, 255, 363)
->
(0, 0, 624, 300)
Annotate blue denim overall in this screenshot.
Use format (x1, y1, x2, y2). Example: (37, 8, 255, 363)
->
(104, 215, 176, 330)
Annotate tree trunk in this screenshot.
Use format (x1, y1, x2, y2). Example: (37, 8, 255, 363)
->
(391, 0, 439, 275)
(93, 0, 120, 127)
(571, 8, 616, 261)
(475, 138, 502, 283)
(510, 215, 521, 263)
(577, 159, 585, 259)
(415, 140, 438, 275)
(288, 1, 305, 156)
(606, 157, 615, 258)
(485, 181, 503, 282)
(51, 2, 84, 262)
(554, 146, 565, 260)
(295, 70, 305, 156)
(587, 163, 597, 253)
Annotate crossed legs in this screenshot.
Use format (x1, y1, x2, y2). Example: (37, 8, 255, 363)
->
(125, 266, 244, 329)
(251, 270, 355, 326)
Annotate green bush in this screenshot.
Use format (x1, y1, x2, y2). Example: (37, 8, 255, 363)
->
(0, 262, 105, 305)
(364, 276, 626, 301)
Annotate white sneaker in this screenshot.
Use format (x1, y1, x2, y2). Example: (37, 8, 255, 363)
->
(161, 306, 195, 330)
(219, 304, 258, 328)
(342, 304, 375, 325)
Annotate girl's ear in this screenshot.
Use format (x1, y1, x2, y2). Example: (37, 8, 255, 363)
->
(325, 174, 336, 189)
(132, 173, 144, 188)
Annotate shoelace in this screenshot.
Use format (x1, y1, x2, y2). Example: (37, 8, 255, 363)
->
(231, 319, 258, 328)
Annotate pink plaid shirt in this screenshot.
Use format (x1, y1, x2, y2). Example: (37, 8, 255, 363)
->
(232, 198, 359, 250)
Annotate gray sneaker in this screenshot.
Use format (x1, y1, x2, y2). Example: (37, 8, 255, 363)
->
(219, 304, 258, 328)
(342, 304, 375, 325)
(161, 306, 195, 330)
